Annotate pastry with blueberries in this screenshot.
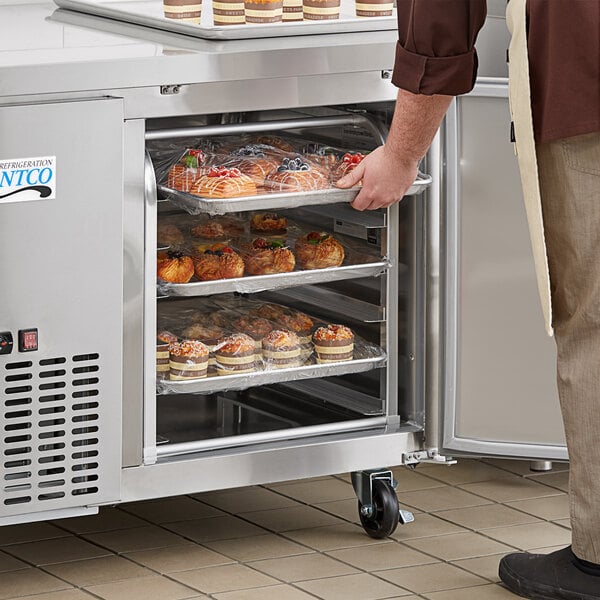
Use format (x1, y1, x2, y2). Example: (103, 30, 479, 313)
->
(264, 157, 329, 192)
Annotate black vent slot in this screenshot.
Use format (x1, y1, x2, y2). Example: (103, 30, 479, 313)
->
(73, 353, 100, 362)
(40, 358, 66, 366)
(6, 361, 33, 370)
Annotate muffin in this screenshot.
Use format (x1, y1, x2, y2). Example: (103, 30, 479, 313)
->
(313, 324, 354, 363)
(303, 0, 340, 20)
(212, 0, 245, 24)
(262, 329, 302, 369)
(164, 0, 202, 23)
(355, 0, 392, 17)
(215, 333, 257, 375)
(157, 331, 178, 381)
(181, 323, 225, 376)
(244, 0, 283, 22)
(277, 311, 314, 358)
(169, 340, 210, 380)
(232, 316, 274, 358)
(282, 0, 303, 21)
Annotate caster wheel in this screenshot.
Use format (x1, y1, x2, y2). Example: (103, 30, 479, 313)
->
(358, 478, 399, 539)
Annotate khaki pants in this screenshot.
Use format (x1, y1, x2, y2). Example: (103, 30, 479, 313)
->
(537, 132, 600, 563)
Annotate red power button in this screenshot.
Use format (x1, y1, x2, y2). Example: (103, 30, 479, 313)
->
(18, 329, 38, 352)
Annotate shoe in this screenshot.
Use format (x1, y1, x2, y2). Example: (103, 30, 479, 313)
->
(499, 546, 600, 599)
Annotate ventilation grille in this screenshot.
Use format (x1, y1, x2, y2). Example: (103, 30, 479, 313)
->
(3, 354, 101, 508)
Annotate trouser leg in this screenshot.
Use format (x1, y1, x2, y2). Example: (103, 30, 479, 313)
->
(537, 132, 600, 563)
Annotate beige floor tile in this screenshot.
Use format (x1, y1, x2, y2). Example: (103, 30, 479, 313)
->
(85, 575, 198, 600)
(451, 554, 504, 582)
(0, 569, 72, 600)
(0, 550, 29, 573)
(423, 583, 521, 599)
(195, 487, 300, 513)
(55, 508, 148, 534)
(459, 478, 562, 503)
(212, 583, 322, 600)
(404, 532, 512, 561)
(482, 458, 568, 476)
(249, 553, 357, 582)
(553, 519, 571, 529)
(165, 516, 266, 543)
(171, 564, 278, 594)
(240, 505, 342, 532)
(204, 534, 312, 562)
(125, 544, 234, 573)
(0, 522, 69, 546)
(43, 555, 152, 586)
(268, 479, 356, 505)
(390, 514, 468, 541)
(314, 499, 360, 523)
(327, 542, 435, 572)
(505, 494, 570, 521)
(4, 536, 109, 566)
(528, 544, 568, 553)
(296, 572, 409, 600)
(399, 486, 493, 513)
(435, 504, 540, 530)
(283, 523, 387, 551)
(5, 590, 96, 600)
(122, 497, 223, 523)
(377, 562, 487, 594)
(526, 471, 570, 492)
(391, 469, 447, 492)
(414, 461, 514, 485)
(83, 525, 187, 553)
(481, 522, 572, 551)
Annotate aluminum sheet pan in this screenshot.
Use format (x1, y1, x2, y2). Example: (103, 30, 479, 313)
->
(157, 261, 388, 296)
(157, 354, 386, 394)
(54, 0, 397, 40)
(158, 173, 431, 216)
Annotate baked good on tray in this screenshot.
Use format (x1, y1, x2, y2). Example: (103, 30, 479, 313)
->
(157, 223, 185, 248)
(190, 166, 257, 198)
(157, 251, 195, 284)
(243, 238, 296, 275)
(194, 245, 245, 281)
(302, 144, 341, 170)
(262, 329, 302, 368)
(232, 316, 274, 357)
(167, 149, 206, 192)
(212, 0, 245, 24)
(250, 212, 287, 235)
(295, 231, 345, 270)
(277, 311, 314, 356)
(355, 0, 393, 17)
(181, 323, 225, 376)
(163, 0, 202, 23)
(191, 217, 245, 240)
(313, 324, 354, 363)
(331, 152, 366, 181)
(169, 340, 210, 380)
(244, 0, 283, 23)
(226, 145, 280, 185)
(264, 157, 329, 193)
(252, 302, 289, 322)
(282, 0, 303, 21)
(157, 331, 178, 381)
(253, 136, 295, 152)
(215, 333, 257, 375)
(303, 0, 340, 20)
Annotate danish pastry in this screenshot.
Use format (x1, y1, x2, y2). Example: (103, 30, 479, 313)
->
(157, 250, 195, 283)
(190, 166, 257, 198)
(331, 152, 365, 181)
(244, 238, 296, 276)
(194, 245, 245, 281)
(167, 149, 206, 192)
(295, 231, 344, 270)
(264, 157, 329, 192)
(250, 212, 287, 235)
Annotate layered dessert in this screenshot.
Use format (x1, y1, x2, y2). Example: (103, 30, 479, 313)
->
(262, 329, 302, 369)
(169, 340, 210, 380)
(215, 333, 257, 375)
(313, 324, 354, 363)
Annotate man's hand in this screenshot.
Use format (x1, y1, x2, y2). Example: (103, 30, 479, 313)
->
(335, 145, 419, 211)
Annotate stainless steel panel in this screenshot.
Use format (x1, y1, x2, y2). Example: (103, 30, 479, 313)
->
(0, 98, 124, 517)
(441, 84, 566, 460)
(55, 0, 397, 40)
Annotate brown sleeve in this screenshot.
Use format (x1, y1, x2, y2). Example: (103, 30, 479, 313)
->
(392, 0, 487, 96)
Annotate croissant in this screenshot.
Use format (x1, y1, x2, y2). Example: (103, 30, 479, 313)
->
(295, 232, 344, 270)
(157, 251, 195, 283)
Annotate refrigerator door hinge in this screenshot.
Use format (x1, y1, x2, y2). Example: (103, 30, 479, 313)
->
(160, 84, 182, 95)
(403, 448, 457, 468)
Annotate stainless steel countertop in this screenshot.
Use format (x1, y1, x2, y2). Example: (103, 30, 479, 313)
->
(0, 1, 508, 99)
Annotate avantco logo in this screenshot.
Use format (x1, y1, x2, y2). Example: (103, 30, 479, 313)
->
(0, 156, 56, 204)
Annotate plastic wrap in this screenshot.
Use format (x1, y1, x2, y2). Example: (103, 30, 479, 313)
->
(156, 210, 385, 292)
(156, 296, 386, 393)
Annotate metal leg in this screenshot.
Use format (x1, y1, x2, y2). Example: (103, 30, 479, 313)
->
(530, 460, 553, 472)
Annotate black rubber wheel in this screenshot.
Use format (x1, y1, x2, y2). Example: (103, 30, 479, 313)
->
(358, 479, 399, 539)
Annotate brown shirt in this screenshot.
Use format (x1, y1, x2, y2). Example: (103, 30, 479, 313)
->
(392, 0, 600, 143)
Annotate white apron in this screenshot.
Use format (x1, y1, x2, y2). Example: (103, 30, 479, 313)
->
(506, 0, 554, 336)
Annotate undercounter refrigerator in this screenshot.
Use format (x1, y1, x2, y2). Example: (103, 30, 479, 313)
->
(0, 0, 565, 532)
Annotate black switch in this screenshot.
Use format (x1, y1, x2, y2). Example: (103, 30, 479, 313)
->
(0, 331, 14, 355)
(18, 329, 38, 352)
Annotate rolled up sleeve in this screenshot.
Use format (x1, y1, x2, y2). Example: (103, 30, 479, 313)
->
(392, 0, 487, 96)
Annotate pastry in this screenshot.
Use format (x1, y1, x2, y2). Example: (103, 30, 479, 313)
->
(227, 145, 280, 186)
(191, 217, 244, 239)
(262, 329, 302, 368)
(167, 149, 206, 192)
(164, 0, 202, 22)
(190, 166, 257, 198)
(181, 323, 225, 376)
(169, 340, 210, 380)
(303, 0, 340, 19)
(215, 333, 257, 375)
(253, 136, 295, 152)
(295, 231, 344, 270)
(244, 0, 283, 22)
(157, 331, 178, 380)
(157, 251, 195, 283)
(244, 238, 296, 275)
(252, 302, 289, 322)
(312, 324, 354, 363)
(212, 0, 245, 24)
(355, 0, 392, 16)
(277, 311, 314, 357)
(157, 222, 184, 248)
(194, 244, 245, 281)
(250, 212, 287, 234)
(232, 316, 274, 358)
(264, 157, 329, 192)
(282, 0, 303, 21)
(331, 152, 366, 180)
(302, 143, 341, 170)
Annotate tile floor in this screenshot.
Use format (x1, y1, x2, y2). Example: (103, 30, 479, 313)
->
(0, 458, 571, 600)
